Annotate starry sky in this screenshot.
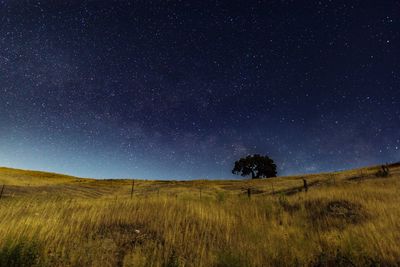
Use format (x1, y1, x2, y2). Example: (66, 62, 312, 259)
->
(0, 1, 399, 179)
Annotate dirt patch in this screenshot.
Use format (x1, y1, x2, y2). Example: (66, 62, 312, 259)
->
(305, 199, 367, 230)
(325, 201, 364, 222)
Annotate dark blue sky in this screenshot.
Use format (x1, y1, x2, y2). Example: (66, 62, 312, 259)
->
(0, 1, 399, 179)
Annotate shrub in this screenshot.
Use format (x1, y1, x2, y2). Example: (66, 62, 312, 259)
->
(305, 199, 367, 230)
(376, 165, 390, 177)
(0, 238, 43, 267)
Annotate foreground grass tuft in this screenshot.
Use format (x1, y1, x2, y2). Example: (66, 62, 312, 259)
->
(0, 238, 43, 267)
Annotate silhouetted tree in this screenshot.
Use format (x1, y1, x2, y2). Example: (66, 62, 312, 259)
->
(232, 154, 277, 179)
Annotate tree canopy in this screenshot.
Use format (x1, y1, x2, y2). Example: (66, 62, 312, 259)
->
(232, 154, 277, 179)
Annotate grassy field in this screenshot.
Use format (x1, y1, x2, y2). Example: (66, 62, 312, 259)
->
(0, 164, 399, 266)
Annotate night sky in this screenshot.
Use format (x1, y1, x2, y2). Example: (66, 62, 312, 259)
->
(0, 1, 399, 179)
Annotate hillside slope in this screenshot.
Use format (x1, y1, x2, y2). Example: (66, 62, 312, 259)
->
(0, 163, 399, 266)
(0, 167, 79, 185)
(0, 163, 399, 199)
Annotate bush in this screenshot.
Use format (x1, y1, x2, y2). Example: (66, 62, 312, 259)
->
(0, 238, 43, 267)
(305, 199, 367, 230)
(376, 165, 390, 177)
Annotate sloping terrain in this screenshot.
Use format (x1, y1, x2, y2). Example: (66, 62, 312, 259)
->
(0, 163, 399, 266)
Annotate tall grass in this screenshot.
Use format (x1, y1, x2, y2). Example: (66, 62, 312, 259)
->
(0, 166, 399, 266)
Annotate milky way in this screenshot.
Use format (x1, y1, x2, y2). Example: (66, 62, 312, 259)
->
(0, 1, 399, 179)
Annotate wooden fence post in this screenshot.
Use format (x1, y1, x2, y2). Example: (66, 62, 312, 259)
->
(247, 188, 251, 199)
(383, 164, 389, 174)
(331, 174, 336, 185)
(303, 179, 308, 192)
(130, 179, 135, 199)
(0, 185, 4, 199)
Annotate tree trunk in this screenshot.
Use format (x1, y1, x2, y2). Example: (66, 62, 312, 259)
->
(251, 170, 256, 179)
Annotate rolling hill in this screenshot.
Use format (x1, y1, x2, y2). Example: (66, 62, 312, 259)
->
(0, 163, 399, 266)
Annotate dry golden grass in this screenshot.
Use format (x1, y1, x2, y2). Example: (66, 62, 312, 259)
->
(0, 163, 399, 266)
